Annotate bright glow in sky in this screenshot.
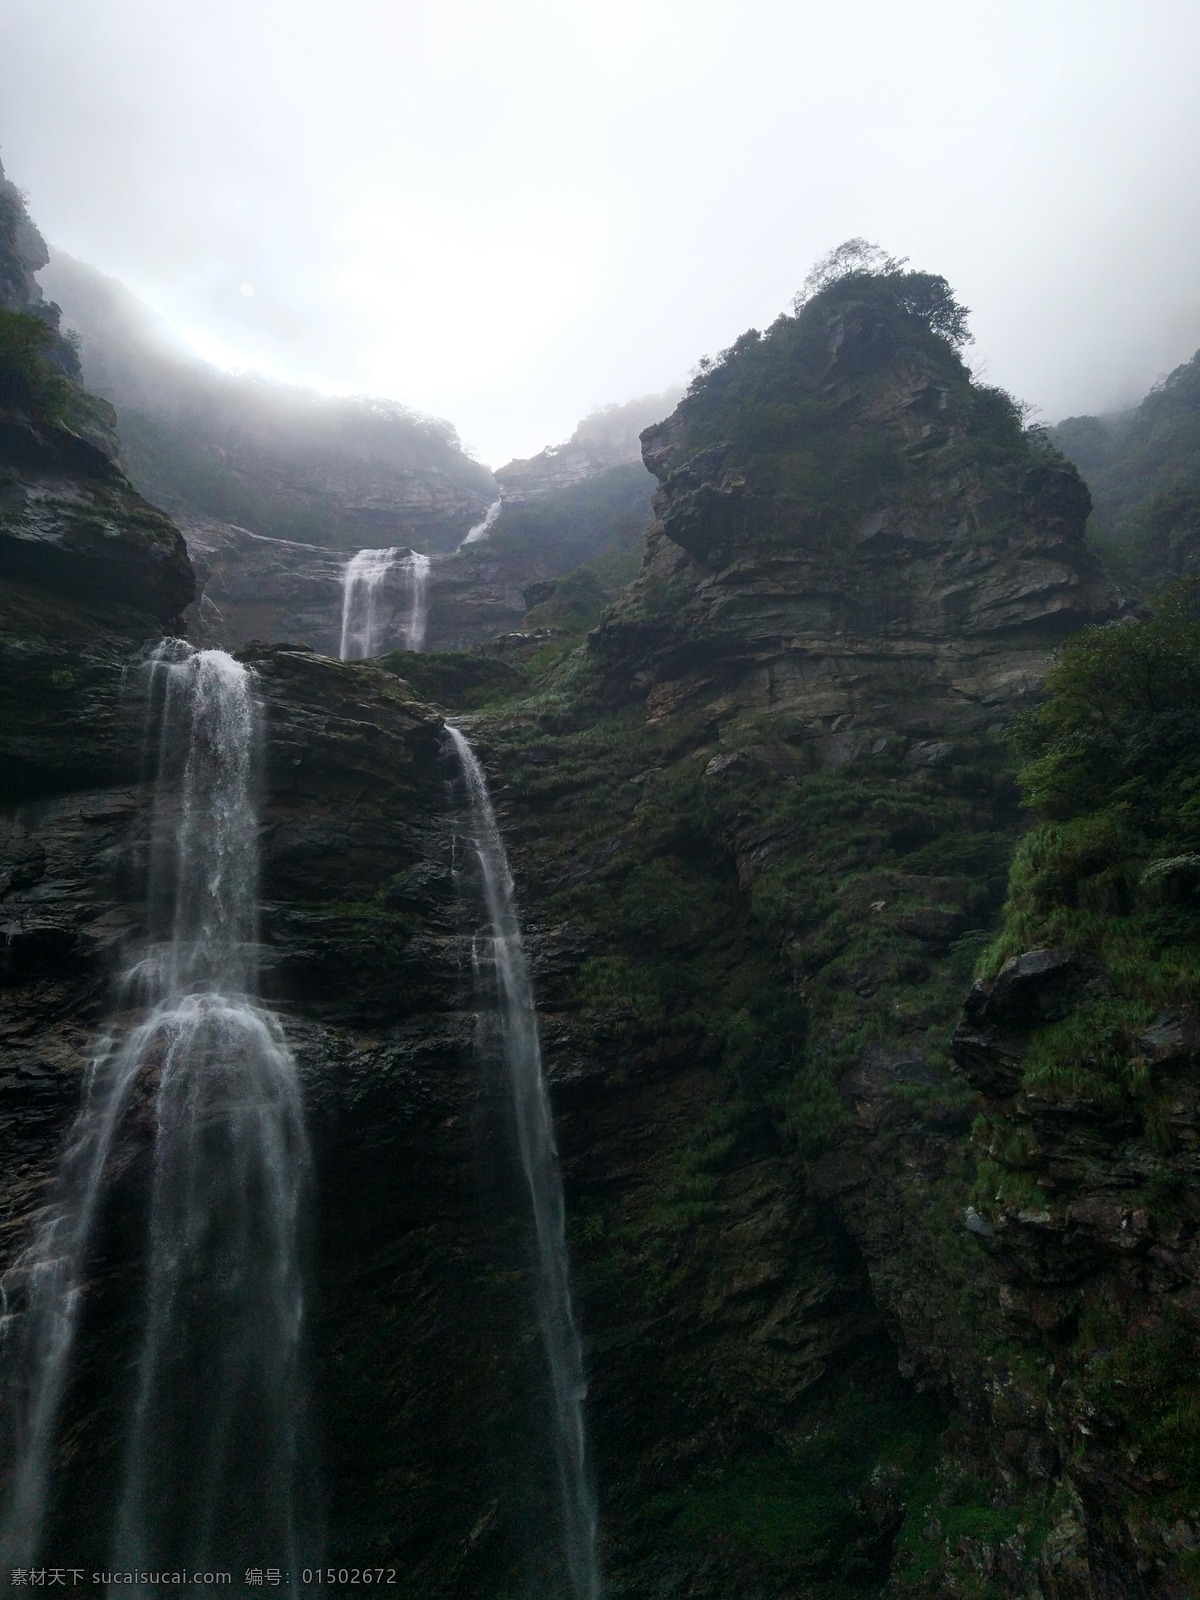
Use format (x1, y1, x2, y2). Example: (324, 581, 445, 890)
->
(1, 0, 1198, 465)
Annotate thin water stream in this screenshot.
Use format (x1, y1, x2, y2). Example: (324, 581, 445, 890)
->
(462, 498, 502, 545)
(447, 724, 600, 1600)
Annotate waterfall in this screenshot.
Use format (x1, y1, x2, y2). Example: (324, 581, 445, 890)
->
(403, 552, 432, 652)
(339, 548, 431, 658)
(461, 497, 502, 546)
(339, 547, 396, 660)
(446, 724, 600, 1600)
(0, 642, 312, 1580)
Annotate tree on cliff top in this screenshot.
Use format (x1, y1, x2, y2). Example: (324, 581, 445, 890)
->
(687, 240, 974, 408)
(792, 238, 907, 307)
(793, 237, 973, 348)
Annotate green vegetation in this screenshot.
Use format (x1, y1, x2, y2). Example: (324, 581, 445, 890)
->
(0, 308, 75, 424)
(983, 581, 1200, 1055)
(483, 462, 653, 611)
(384, 247, 1135, 1594)
(0, 306, 118, 457)
(665, 244, 1058, 563)
(890, 1462, 1055, 1598)
(376, 649, 528, 711)
(645, 1385, 945, 1591)
(959, 563, 1200, 1516)
(0, 177, 120, 453)
(790, 238, 973, 346)
(1082, 1309, 1200, 1520)
(640, 1376, 1052, 1599)
(1051, 348, 1200, 583)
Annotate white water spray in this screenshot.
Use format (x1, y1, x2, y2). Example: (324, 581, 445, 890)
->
(446, 724, 600, 1600)
(461, 498, 502, 546)
(0, 642, 311, 1580)
(339, 548, 395, 660)
(403, 552, 432, 651)
(339, 548, 431, 658)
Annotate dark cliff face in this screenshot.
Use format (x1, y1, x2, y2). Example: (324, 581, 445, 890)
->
(3, 246, 1196, 1599)
(432, 279, 1185, 1595)
(0, 168, 193, 804)
(949, 953, 1200, 1599)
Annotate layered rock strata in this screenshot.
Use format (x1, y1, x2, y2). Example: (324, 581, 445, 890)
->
(593, 298, 1124, 743)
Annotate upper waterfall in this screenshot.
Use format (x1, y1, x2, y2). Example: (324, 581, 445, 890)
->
(339, 548, 431, 658)
(461, 498, 502, 546)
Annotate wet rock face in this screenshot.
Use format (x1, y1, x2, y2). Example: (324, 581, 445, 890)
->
(1, 419, 193, 623)
(5, 626, 693, 1588)
(181, 518, 347, 653)
(0, 619, 923, 1592)
(0, 414, 194, 807)
(0, 640, 546, 1585)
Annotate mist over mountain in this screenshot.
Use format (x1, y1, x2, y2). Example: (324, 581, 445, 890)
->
(1050, 347, 1200, 582)
(496, 389, 682, 503)
(40, 250, 497, 552)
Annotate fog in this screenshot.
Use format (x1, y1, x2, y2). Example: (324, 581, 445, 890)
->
(1, 0, 1198, 466)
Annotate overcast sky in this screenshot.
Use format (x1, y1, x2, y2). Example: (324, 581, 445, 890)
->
(2, 0, 1198, 467)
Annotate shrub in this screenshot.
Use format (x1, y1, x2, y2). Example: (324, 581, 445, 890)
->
(0, 308, 74, 425)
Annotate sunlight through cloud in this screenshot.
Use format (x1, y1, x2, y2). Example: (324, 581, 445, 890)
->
(335, 202, 602, 401)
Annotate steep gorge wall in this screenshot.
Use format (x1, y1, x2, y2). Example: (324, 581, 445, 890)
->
(440, 277, 1197, 1597)
(4, 214, 1196, 1599)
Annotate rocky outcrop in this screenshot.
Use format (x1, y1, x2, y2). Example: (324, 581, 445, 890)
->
(1, 414, 192, 624)
(0, 160, 56, 320)
(180, 517, 346, 652)
(592, 297, 1124, 740)
(497, 442, 609, 502)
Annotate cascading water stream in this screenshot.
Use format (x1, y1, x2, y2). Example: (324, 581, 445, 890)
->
(402, 551, 432, 651)
(339, 548, 431, 658)
(339, 548, 395, 660)
(446, 724, 600, 1600)
(461, 498, 502, 546)
(0, 642, 312, 1583)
